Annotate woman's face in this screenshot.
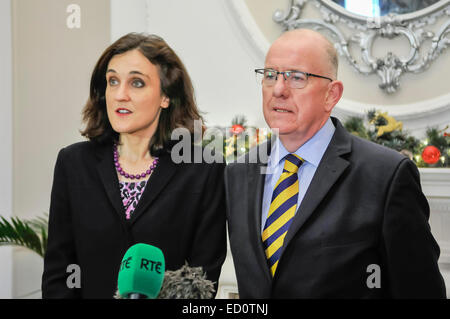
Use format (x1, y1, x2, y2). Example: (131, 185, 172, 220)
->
(105, 49, 169, 139)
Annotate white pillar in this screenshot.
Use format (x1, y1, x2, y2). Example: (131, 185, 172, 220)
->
(0, 0, 13, 299)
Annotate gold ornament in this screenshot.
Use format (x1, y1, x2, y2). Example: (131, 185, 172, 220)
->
(371, 111, 403, 137)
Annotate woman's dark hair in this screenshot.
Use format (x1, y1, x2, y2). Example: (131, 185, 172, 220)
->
(80, 32, 203, 155)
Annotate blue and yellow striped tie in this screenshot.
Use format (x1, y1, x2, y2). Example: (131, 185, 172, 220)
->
(262, 153, 304, 276)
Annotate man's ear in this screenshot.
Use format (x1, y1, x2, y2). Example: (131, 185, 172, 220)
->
(161, 95, 170, 109)
(325, 80, 343, 112)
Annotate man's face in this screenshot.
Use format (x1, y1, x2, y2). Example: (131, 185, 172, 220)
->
(262, 34, 334, 145)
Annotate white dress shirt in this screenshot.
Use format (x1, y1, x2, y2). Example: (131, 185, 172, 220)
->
(261, 118, 336, 233)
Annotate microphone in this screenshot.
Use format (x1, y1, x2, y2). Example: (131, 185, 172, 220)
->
(117, 243, 165, 299)
(158, 262, 215, 299)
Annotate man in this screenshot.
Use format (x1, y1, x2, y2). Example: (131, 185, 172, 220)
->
(224, 29, 446, 298)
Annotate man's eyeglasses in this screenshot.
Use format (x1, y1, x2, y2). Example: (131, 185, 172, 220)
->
(255, 68, 333, 89)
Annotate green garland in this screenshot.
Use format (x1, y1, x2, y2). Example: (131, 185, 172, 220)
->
(343, 110, 449, 168)
(203, 112, 449, 167)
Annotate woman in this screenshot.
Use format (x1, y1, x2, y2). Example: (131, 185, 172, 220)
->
(42, 33, 226, 298)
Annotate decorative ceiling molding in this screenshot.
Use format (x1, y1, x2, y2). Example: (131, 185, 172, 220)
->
(273, 0, 450, 94)
(332, 92, 450, 134)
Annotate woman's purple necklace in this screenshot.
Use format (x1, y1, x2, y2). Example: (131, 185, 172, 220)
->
(113, 143, 158, 180)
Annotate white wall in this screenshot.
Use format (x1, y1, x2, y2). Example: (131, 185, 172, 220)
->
(110, 0, 148, 42)
(0, 0, 13, 299)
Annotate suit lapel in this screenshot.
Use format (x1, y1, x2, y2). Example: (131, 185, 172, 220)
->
(247, 142, 273, 281)
(281, 118, 352, 254)
(95, 143, 127, 223)
(129, 152, 178, 225)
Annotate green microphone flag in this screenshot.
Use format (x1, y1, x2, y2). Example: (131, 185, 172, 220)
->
(118, 243, 165, 299)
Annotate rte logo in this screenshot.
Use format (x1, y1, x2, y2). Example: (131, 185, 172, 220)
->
(120, 256, 163, 274)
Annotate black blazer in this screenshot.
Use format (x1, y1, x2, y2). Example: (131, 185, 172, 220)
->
(42, 141, 226, 298)
(225, 117, 446, 298)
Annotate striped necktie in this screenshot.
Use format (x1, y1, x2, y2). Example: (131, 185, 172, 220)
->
(262, 153, 304, 277)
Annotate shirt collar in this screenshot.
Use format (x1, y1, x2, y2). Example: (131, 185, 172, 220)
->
(269, 117, 336, 169)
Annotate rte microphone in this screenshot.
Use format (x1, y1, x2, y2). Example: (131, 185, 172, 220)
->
(117, 243, 165, 299)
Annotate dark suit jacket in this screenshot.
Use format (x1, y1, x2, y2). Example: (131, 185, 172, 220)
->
(42, 141, 226, 298)
(225, 117, 446, 298)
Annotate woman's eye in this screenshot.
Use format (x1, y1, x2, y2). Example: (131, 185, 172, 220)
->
(108, 77, 119, 86)
(132, 79, 145, 88)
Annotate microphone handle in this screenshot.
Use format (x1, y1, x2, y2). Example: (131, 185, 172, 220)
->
(129, 293, 147, 299)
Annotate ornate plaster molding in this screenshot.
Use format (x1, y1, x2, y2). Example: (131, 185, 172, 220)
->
(273, 0, 450, 94)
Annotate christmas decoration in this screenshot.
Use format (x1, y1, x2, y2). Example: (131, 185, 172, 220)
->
(224, 115, 270, 161)
(202, 115, 270, 163)
(421, 146, 441, 165)
(369, 111, 403, 137)
(230, 115, 247, 135)
(415, 126, 450, 167)
(201, 111, 449, 167)
(230, 124, 245, 135)
(344, 110, 449, 168)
